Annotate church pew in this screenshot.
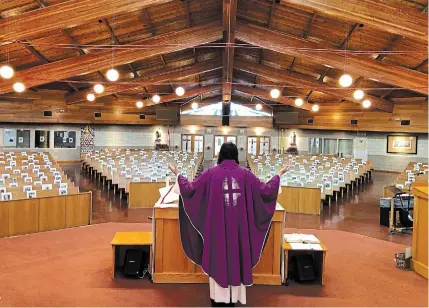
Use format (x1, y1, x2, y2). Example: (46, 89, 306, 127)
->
(0, 191, 92, 238)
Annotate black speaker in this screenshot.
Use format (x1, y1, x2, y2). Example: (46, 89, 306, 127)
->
(401, 120, 410, 126)
(94, 112, 101, 118)
(307, 118, 314, 125)
(351, 119, 358, 125)
(222, 101, 230, 126)
(295, 255, 316, 281)
(43, 111, 52, 117)
(124, 249, 148, 277)
(139, 114, 146, 120)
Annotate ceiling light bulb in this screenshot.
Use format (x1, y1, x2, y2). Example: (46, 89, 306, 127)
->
(353, 89, 364, 100)
(86, 93, 95, 101)
(13, 82, 25, 93)
(175, 86, 185, 96)
(311, 104, 319, 112)
(339, 74, 353, 87)
(106, 69, 119, 81)
(93, 84, 104, 94)
(255, 103, 262, 111)
(136, 101, 143, 108)
(191, 102, 198, 109)
(270, 88, 280, 99)
(295, 98, 304, 107)
(0, 65, 14, 79)
(362, 99, 371, 108)
(152, 94, 161, 103)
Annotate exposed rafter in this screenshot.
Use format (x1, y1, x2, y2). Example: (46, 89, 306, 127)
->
(66, 60, 221, 104)
(235, 22, 428, 95)
(235, 59, 394, 112)
(0, 0, 173, 43)
(286, 0, 428, 43)
(222, 0, 237, 102)
(0, 22, 223, 95)
(233, 84, 313, 110)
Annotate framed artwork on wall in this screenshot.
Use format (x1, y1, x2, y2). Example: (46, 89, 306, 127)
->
(387, 135, 418, 154)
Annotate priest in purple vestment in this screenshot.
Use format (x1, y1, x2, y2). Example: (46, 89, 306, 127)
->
(169, 142, 290, 306)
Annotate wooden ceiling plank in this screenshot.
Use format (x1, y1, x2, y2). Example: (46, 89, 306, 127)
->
(285, 0, 428, 43)
(290, 12, 317, 72)
(0, 22, 223, 95)
(235, 58, 395, 112)
(222, 0, 237, 102)
(236, 23, 428, 95)
(0, 0, 174, 43)
(233, 84, 312, 110)
(183, 0, 192, 28)
(66, 60, 221, 103)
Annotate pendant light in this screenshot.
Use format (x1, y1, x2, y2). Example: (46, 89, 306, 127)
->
(106, 69, 119, 81)
(270, 88, 280, 99)
(175, 86, 185, 96)
(86, 93, 95, 101)
(13, 82, 25, 93)
(0, 65, 14, 79)
(339, 74, 353, 87)
(255, 103, 262, 111)
(311, 104, 319, 112)
(362, 100, 371, 108)
(152, 95, 161, 103)
(295, 98, 304, 107)
(93, 84, 104, 94)
(353, 89, 364, 100)
(191, 102, 198, 109)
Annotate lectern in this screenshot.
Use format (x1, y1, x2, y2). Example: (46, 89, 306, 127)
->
(152, 203, 285, 285)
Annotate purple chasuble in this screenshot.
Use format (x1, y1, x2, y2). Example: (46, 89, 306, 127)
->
(177, 160, 280, 288)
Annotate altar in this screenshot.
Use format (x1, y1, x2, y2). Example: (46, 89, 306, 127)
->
(152, 202, 286, 285)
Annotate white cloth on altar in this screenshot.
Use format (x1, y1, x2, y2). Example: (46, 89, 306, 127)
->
(209, 278, 246, 304)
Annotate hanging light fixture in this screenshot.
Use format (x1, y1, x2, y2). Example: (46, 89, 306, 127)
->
(362, 99, 371, 108)
(295, 98, 304, 107)
(353, 89, 364, 100)
(175, 86, 185, 96)
(191, 102, 198, 109)
(106, 68, 119, 81)
(152, 95, 161, 103)
(93, 84, 104, 94)
(270, 88, 280, 99)
(311, 104, 319, 112)
(86, 93, 95, 101)
(0, 65, 14, 79)
(255, 103, 262, 111)
(13, 82, 25, 93)
(136, 101, 143, 108)
(339, 74, 353, 87)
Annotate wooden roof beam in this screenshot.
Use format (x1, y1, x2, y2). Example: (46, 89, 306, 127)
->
(235, 59, 394, 112)
(143, 85, 220, 107)
(66, 60, 222, 104)
(235, 23, 428, 95)
(290, 12, 317, 72)
(233, 84, 312, 110)
(0, 22, 223, 95)
(222, 0, 237, 102)
(286, 0, 428, 43)
(0, 0, 173, 43)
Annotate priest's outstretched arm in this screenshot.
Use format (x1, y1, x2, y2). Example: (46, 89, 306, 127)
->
(169, 164, 210, 198)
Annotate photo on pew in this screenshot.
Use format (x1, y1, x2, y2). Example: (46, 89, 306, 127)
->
(27, 190, 37, 199)
(0, 187, 6, 194)
(60, 183, 68, 189)
(1, 192, 12, 201)
(59, 188, 68, 196)
(42, 184, 53, 191)
(23, 185, 32, 193)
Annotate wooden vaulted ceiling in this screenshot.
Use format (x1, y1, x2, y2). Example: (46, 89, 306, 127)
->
(0, 0, 427, 115)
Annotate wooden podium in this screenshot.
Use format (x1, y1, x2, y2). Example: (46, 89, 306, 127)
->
(152, 203, 285, 285)
(411, 184, 428, 279)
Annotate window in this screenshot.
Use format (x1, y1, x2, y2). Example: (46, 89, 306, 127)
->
(54, 131, 76, 148)
(338, 139, 353, 157)
(182, 102, 271, 117)
(16, 130, 30, 148)
(308, 138, 322, 154)
(323, 139, 337, 155)
(35, 130, 50, 148)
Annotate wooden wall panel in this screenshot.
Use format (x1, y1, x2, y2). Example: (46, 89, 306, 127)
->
(180, 115, 222, 126)
(230, 116, 272, 128)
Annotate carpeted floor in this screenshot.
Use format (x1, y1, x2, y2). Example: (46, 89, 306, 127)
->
(0, 223, 426, 307)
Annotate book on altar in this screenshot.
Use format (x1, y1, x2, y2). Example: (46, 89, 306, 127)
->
(283, 233, 320, 244)
(155, 180, 180, 207)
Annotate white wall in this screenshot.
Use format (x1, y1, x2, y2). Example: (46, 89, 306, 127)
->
(0, 123, 426, 171)
(280, 128, 428, 171)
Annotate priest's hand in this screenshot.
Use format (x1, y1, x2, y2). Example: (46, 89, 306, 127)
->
(168, 164, 180, 176)
(279, 164, 291, 176)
